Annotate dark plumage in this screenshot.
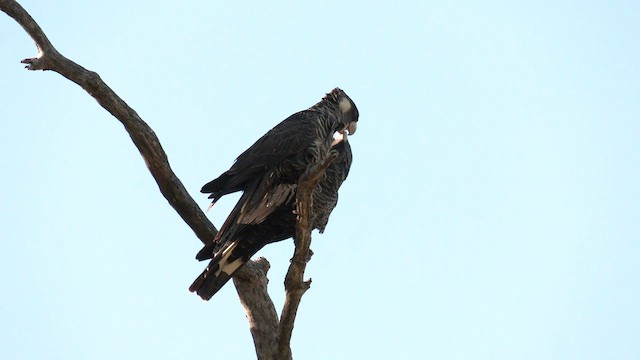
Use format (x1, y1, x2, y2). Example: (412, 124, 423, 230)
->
(190, 88, 358, 300)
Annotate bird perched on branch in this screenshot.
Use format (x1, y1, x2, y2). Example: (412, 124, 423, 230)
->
(190, 88, 359, 300)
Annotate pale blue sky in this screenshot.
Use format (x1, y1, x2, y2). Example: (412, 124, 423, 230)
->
(1, 1, 639, 359)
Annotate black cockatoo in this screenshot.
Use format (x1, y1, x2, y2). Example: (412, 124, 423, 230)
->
(190, 88, 358, 300)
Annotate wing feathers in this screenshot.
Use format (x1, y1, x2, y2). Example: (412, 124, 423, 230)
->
(192, 89, 357, 300)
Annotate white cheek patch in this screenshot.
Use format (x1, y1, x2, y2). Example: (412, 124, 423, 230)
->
(339, 98, 352, 113)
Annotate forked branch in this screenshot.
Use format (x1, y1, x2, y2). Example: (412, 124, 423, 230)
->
(0, 1, 334, 359)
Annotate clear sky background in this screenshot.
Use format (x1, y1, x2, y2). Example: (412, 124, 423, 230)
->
(1, 1, 639, 359)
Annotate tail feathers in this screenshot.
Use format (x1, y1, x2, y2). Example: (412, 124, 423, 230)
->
(195, 242, 216, 261)
(201, 172, 233, 203)
(189, 241, 247, 301)
(201, 172, 228, 194)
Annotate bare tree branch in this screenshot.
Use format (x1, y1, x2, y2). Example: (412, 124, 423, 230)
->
(277, 150, 339, 360)
(233, 258, 279, 360)
(1, 1, 334, 358)
(0, 0, 217, 245)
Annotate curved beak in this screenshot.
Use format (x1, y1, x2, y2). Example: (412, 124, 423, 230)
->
(346, 121, 357, 135)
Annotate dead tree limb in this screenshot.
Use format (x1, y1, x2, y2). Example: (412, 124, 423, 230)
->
(277, 150, 339, 360)
(233, 258, 279, 359)
(0, 0, 216, 245)
(0, 1, 333, 358)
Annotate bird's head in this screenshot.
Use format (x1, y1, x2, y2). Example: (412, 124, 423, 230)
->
(323, 88, 358, 147)
(325, 88, 358, 136)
